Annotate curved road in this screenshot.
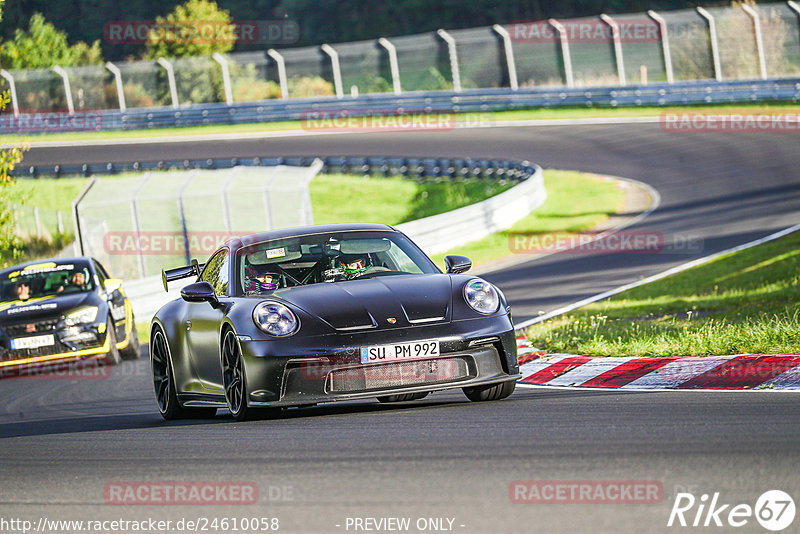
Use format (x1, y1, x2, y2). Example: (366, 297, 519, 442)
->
(2, 123, 799, 533)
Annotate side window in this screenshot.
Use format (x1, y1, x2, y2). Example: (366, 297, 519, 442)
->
(93, 260, 108, 287)
(201, 250, 229, 297)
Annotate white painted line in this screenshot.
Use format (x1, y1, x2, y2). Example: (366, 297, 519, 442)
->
(514, 222, 800, 330)
(621, 356, 737, 389)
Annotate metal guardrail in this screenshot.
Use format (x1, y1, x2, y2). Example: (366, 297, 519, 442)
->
(5, 77, 800, 141)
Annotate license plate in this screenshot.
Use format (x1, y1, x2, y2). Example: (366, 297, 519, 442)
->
(11, 334, 55, 350)
(360, 340, 440, 364)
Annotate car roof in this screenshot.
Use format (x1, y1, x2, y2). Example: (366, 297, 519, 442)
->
(225, 223, 398, 250)
(0, 257, 96, 278)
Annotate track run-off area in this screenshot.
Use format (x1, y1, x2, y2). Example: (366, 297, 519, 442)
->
(2, 120, 800, 533)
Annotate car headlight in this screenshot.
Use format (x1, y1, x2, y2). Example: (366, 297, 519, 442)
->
(464, 279, 500, 315)
(63, 306, 99, 326)
(253, 302, 299, 337)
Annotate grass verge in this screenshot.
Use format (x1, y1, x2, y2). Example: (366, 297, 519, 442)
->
(3, 102, 799, 145)
(524, 231, 800, 356)
(430, 170, 626, 269)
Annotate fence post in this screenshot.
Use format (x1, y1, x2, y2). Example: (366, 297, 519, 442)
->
(104, 62, 127, 112)
(548, 19, 574, 88)
(436, 29, 462, 92)
(72, 176, 97, 256)
(156, 57, 180, 108)
(321, 44, 344, 98)
(177, 171, 198, 265)
(57, 211, 65, 235)
(378, 37, 403, 95)
(600, 14, 626, 86)
(647, 10, 674, 83)
(51, 66, 75, 115)
(267, 49, 289, 100)
(696, 7, 722, 81)
(212, 53, 234, 105)
(221, 167, 240, 234)
(33, 207, 42, 238)
(0, 70, 20, 117)
(741, 4, 767, 79)
(130, 173, 152, 278)
(492, 24, 519, 91)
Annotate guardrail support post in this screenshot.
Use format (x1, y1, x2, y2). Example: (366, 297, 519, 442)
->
(0, 69, 20, 117)
(130, 173, 152, 278)
(436, 29, 462, 92)
(321, 44, 344, 99)
(267, 49, 289, 100)
(156, 57, 180, 108)
(741, 4, 767, 79)
(378, 37, 403, 95)
(696, 7, 722, 81)
(104, 62, 127, 112)
(600, 14, 626, 86)
(212, 53, 234, 105)
(548, 19, 574, 88)
(72, 176, 97, 256)
(647, 10, 674, 83)
(492, 24, 519, 91)
(52, 66, 75, 115)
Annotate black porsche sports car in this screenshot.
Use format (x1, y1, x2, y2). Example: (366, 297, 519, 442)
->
(0, 257, 139, 376)
(151, 223, 519, 421)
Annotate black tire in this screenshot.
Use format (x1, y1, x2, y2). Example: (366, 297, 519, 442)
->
(119, 312, 140, 360)
(151, 327, 216, 420)
(222, 329, 254, 421)
(377, 392, 429, 403)
(102, 316, 121, 366)
(463, 380, 516, 402)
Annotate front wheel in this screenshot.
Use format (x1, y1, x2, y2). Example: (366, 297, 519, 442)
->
(222, 329, 254, 421)
(463, 380, 516, 402)
(102, 316, 121, 366)
(120, 312, 140, 360)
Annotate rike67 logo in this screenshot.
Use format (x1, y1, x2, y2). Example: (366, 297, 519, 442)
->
(668, 490, 795, 531)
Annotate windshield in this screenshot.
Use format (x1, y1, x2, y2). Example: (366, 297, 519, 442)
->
(235, 231, 437, 295)
(0, 261, 95, 303)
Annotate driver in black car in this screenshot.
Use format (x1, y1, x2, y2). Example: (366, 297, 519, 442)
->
(338, 254, 371, 280)
(57, 270, 89, 293)
(245, 264, 281, 295)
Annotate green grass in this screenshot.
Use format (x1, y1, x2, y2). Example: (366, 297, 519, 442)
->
(525, 232, 800, 357)
(3, 102, 799, 144)
(431, 170, 626, 268)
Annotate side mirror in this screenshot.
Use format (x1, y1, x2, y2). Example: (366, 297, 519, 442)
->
(103, 278, 123, 293)
(445, 255, 472, 274)
(181, 281, 218, 305)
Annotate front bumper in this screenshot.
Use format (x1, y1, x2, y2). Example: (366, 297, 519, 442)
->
(238, 315, 518, 407)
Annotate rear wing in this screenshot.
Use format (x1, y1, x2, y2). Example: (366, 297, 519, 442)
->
(161, 259, 204, 292)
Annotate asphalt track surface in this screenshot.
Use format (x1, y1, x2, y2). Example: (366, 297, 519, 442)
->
(2, 123, 799, 533)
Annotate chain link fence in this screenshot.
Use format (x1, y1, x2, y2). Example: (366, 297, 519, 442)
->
(73, 163, 320, 280)
(2, 2, 800, 114)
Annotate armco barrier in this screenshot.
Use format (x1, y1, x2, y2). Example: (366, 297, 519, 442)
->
(5, 77, 800, 141)
(113, 156, 542, 320)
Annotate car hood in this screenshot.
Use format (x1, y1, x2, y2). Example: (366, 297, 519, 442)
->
(276, 274, 453, 331)
(0, 291, 95, 323)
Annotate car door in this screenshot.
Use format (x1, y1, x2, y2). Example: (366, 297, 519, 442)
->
(186, 249, 229, 391)
(94, 260, 127, 342)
